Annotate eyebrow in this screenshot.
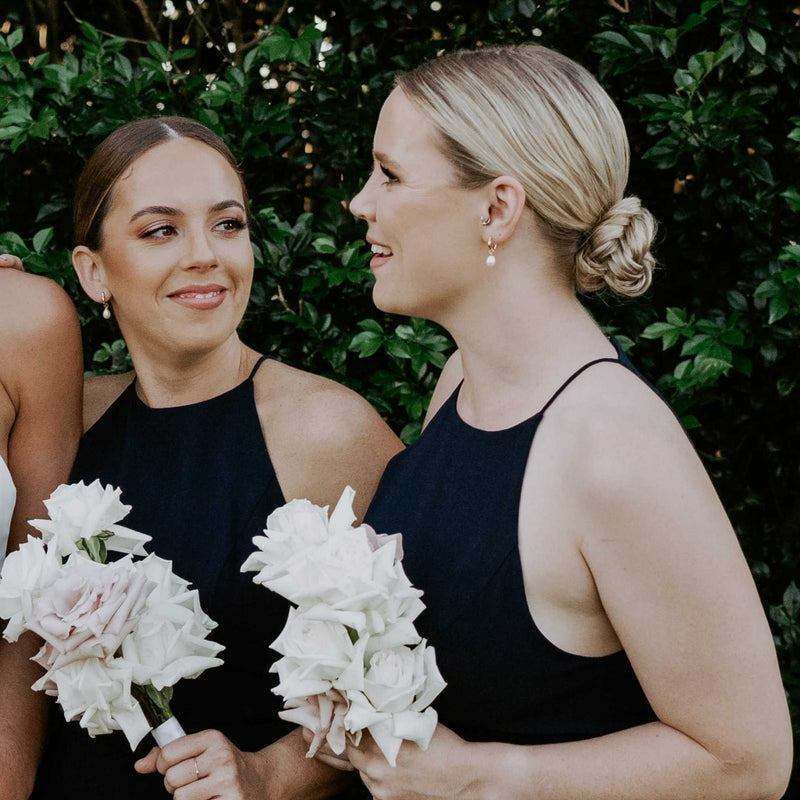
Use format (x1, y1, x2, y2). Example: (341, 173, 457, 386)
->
(129, 200, 246, 224)
(373, 151, 403, 172)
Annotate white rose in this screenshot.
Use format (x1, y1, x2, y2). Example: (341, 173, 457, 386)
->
(29, 480, 151, 557)
(362, 554, 426, 635)
(327, 485, 358, 534)
(33, 656, 152, 749)
(241, 498, 330, 581)
(0, 536, 63, 642)
(263, 527, 393, 614)
(343, 639, 446, 765)
(242, 487, 381, 598)
(116, 555, 224, 690)
(362, 645, 422, 714)
(360, 639, 445, 716)
(270, 607, 358, 700)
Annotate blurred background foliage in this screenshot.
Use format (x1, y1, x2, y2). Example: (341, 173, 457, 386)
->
(1, 0, 798, 789)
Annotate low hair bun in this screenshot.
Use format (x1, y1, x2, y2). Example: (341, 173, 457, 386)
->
(574, 196, 656, 297)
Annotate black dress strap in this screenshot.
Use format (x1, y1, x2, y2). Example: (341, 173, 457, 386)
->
(539, 356, 621, 415)
(248, 354, 272, 380)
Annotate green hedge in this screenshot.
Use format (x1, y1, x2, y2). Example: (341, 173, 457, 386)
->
(2, 1, 798, 788)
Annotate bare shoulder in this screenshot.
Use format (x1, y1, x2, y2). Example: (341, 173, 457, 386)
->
(83, 372, 135, 432)
(539, 360, 705, 512)
(423, 349, 462, 427)
(0, 272, 78, 349)
(0, 272, 81, 417)
(254, 360, 403, 516)
(254, 360, 399, 450)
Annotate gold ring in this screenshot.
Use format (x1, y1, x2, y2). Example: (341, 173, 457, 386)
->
(194, 758, 200, 780)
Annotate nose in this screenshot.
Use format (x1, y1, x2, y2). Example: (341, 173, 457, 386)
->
(183, 226, 217, 270)
(349, 174, 376, 221)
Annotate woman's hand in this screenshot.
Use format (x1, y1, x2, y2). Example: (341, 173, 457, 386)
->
(0, 255, 24, 270)
(135, 730, 268, 799)
(302, 727, 356, 772)
(345, 724, 487, 800)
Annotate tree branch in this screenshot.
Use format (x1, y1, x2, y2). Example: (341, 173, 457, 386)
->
(63, 1, 151, 45)
(128, 0, 161, 42)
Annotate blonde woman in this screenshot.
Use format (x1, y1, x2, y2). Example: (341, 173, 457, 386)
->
(328, 45, 793, 799)
(0, 268, 82, 799)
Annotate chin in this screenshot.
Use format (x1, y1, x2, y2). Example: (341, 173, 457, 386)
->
(371, 282, 414, 317)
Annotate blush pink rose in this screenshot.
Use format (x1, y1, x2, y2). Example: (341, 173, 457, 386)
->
(29, 554, 151, 672)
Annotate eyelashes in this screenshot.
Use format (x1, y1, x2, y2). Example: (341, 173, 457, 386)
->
(141, 224, 176, 239)
(139, 218, 247, 240)
(216, 218, 248, 232)
(379, 164, 399, 185)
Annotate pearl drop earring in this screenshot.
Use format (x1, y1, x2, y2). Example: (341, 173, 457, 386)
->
(101, 291, 112, 320)
(486, 236, 497, 268)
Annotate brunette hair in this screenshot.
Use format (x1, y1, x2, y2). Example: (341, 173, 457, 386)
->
(396, 45, 656, 296)
(73, 116, 247, 250)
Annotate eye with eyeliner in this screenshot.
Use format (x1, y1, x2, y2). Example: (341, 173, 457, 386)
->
(215, 217, 247, 233)
(379, 164, 399, 185)
(138, 217, 247, 240)
(141, 224, 176, 240)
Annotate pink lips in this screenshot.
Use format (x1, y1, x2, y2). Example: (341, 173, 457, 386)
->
(168, 284, 227, 310)
(370, 253, 392, 270)
(367, 239, 393, 270)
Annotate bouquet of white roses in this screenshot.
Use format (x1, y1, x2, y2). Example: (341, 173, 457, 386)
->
(241, 486, 445, 767)
(0, 480, 224, 750)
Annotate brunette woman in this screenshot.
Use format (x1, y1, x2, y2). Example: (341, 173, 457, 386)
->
(15, 117, 401, 800)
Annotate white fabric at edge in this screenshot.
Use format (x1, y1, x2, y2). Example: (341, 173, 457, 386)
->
(0, 456, 16, 571)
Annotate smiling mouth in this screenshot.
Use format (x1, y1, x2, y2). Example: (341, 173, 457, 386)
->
(370, 244, 393, 256)
(175, 290, 223, 299)
(168, 287, 227, 310)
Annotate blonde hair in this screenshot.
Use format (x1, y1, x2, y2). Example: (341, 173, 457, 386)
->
(396, 44, 656, 296)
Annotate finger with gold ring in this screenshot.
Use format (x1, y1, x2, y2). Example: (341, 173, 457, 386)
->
(194, 757, 200, 781)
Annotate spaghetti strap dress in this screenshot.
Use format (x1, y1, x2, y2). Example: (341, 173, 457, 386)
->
(365, 339, 658, 745)
(31, 356, 296, 799)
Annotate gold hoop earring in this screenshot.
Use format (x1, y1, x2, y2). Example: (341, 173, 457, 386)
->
(101, 291, 112, 320)
(486, 236, 497, 268)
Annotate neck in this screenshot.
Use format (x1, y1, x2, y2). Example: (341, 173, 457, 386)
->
(438, 256, 616, 428)
(127, 335, 256, 408)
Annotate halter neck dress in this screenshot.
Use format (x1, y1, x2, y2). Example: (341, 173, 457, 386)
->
(365, 340, 658, 745)
(0, 456, 15, 570)
(31, 357, 298, 799)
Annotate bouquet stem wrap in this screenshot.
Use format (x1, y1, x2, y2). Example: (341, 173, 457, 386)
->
(151, 717, 187, 747)
(131, 683, 185, 746)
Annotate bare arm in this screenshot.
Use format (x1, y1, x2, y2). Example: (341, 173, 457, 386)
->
(0, 273, 83, 799)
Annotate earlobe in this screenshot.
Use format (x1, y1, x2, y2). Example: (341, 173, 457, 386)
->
(72, 246, 108, 303)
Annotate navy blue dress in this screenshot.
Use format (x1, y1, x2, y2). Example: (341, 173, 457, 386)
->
(365, 342, 658, 745)
(32, 358, 295, 799)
